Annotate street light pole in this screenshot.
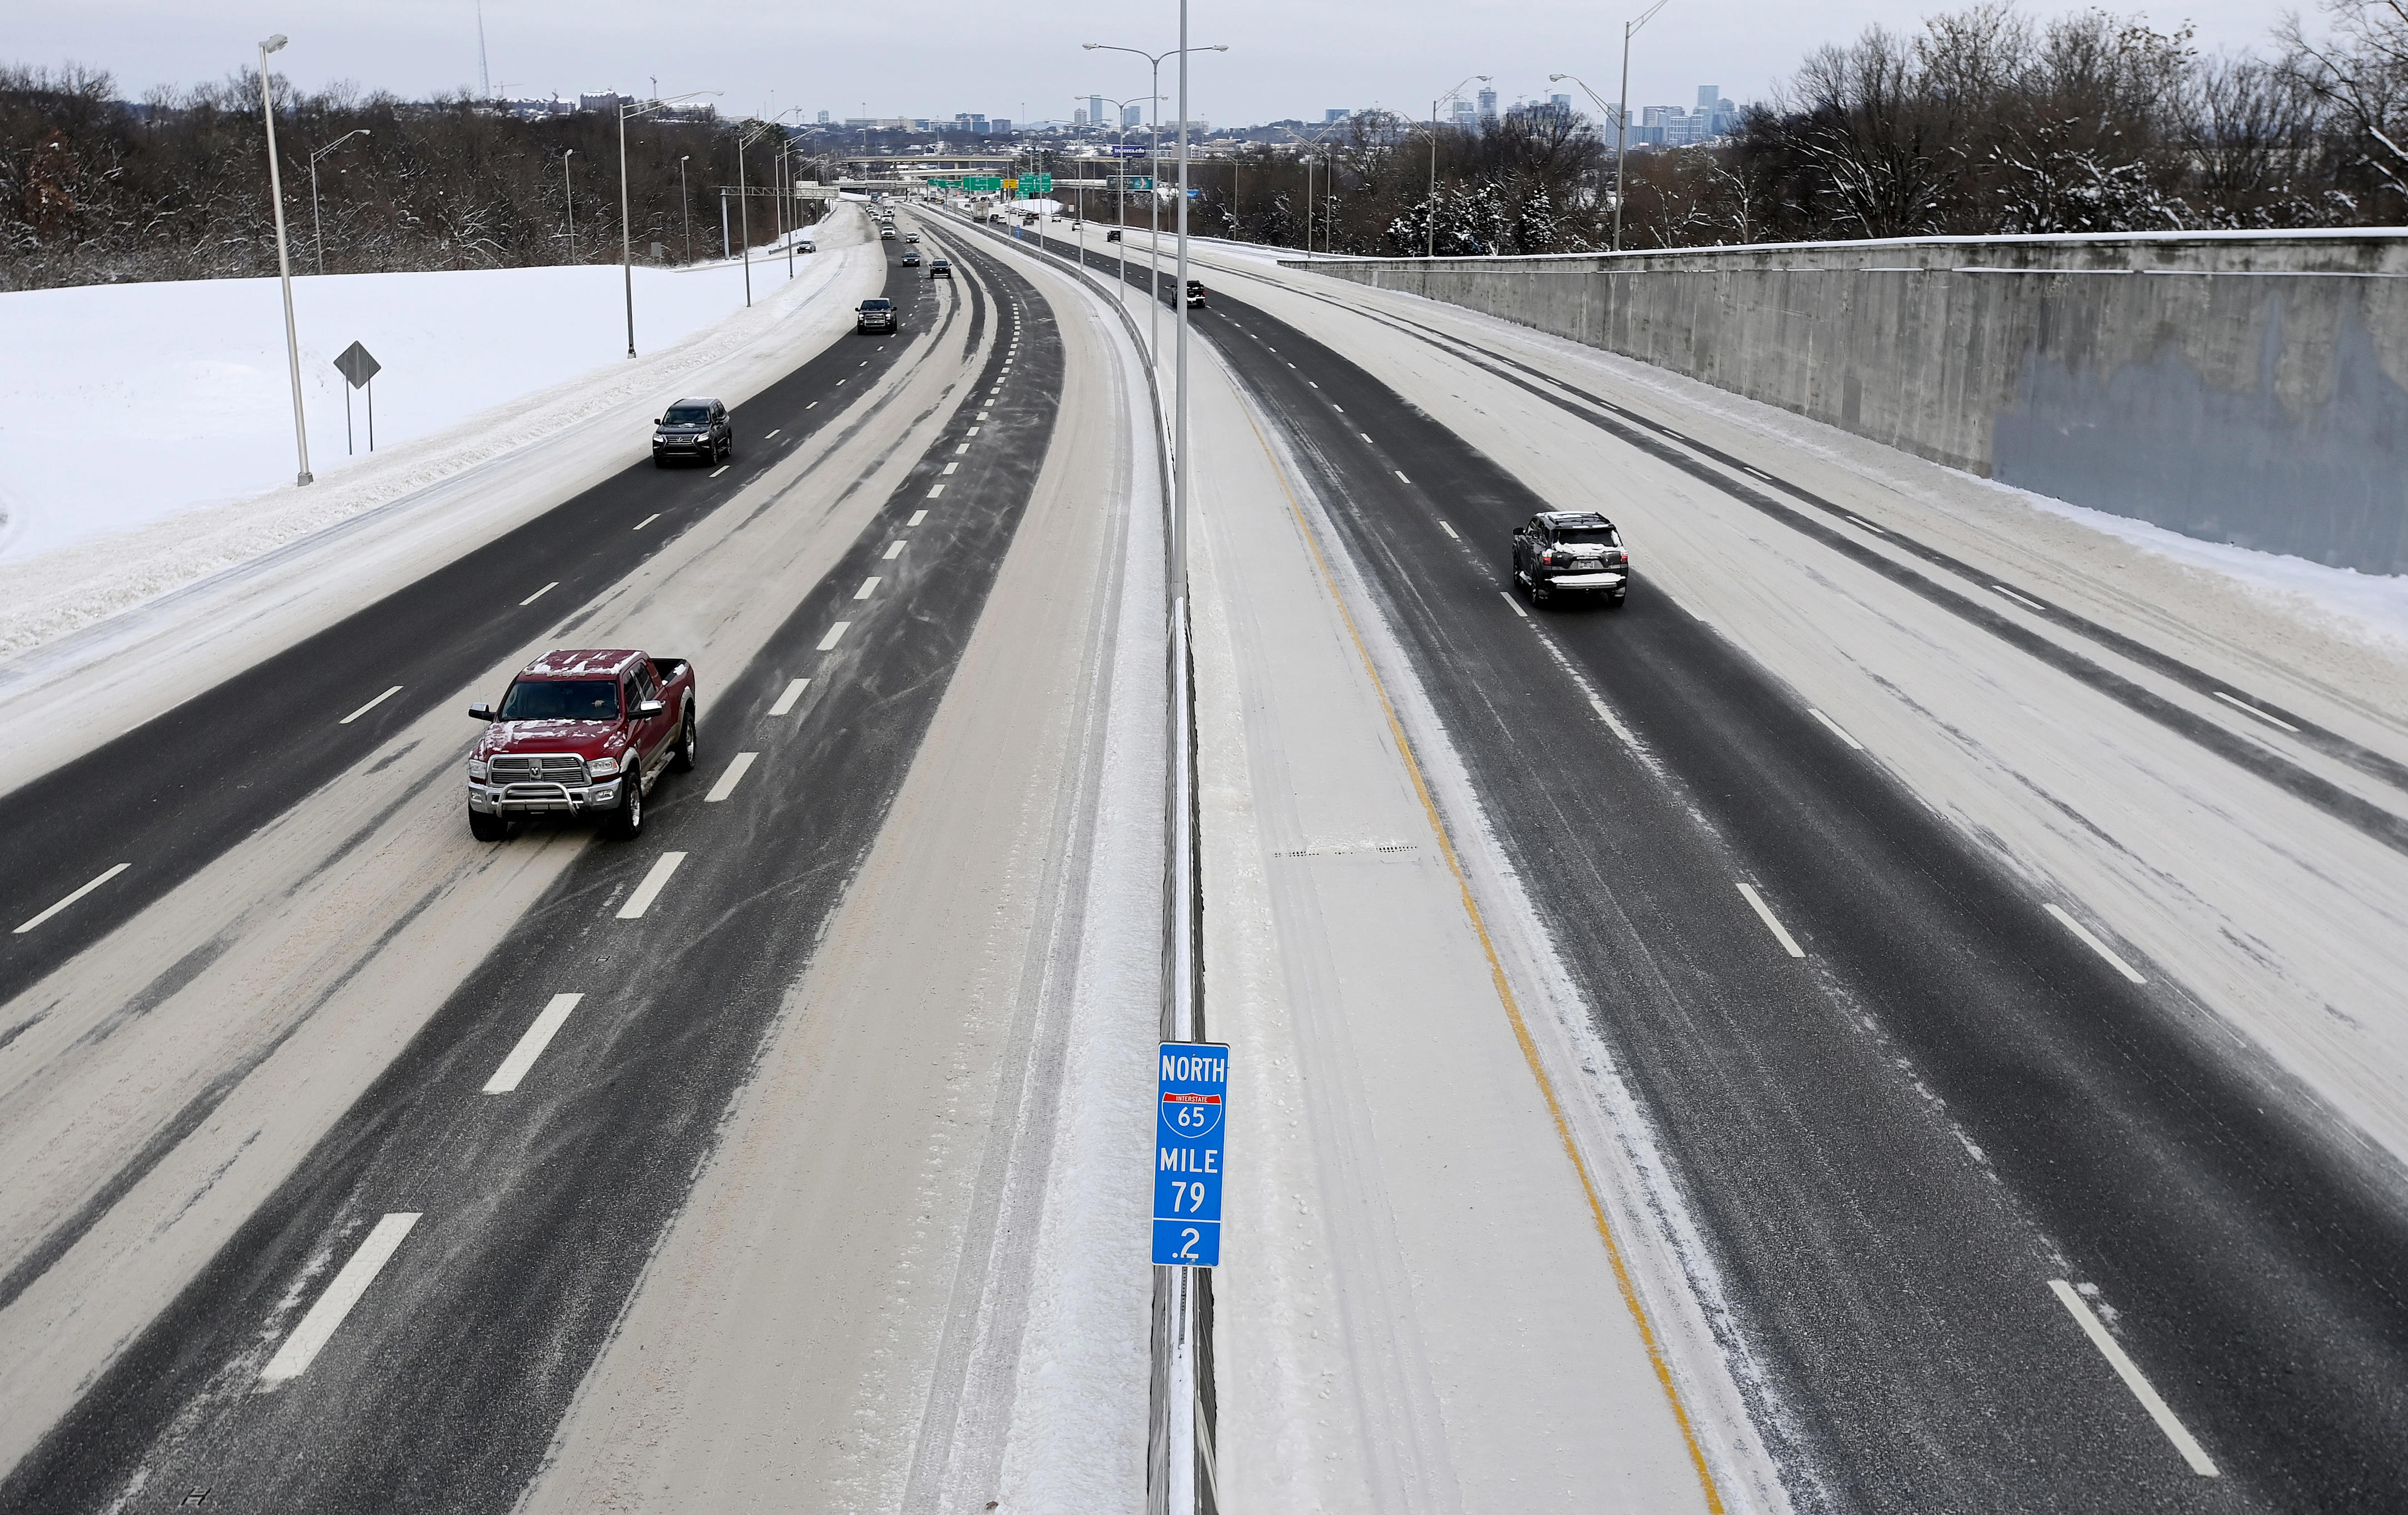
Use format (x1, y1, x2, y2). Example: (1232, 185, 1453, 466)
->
(563, 147, 577, 262)
(1084, 43, 1224, 369)
(621, 89, 722, 355)
(308, 127, 370, 276)
(1608, 1, 1671, 252)
(1427, 73, 1489, 259)
(679, 154, 692, 264)
(257, 34, 311, 486)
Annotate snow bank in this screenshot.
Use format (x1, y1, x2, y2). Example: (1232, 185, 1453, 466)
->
(0, 245, 824, 563)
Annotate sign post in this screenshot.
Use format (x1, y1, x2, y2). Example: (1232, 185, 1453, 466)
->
(332, 341, 382, 455)
(1152, 1041, 1228, 1266)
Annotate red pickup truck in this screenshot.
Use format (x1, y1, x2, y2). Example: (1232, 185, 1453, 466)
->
(465, 648, 697, 841)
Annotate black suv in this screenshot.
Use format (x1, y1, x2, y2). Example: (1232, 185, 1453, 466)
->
(928, 259, 953, 280)
(1510, 510, 1631, 607)
(856, 297, 898, 335)
(1185, 279, 1207, 309)
(652, 397, 731, 466)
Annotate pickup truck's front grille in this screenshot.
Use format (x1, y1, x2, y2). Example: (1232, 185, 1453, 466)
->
(488, 753, 587, 784)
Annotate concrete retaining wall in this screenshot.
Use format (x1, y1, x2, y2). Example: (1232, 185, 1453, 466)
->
(1289, 232, 2408, 575)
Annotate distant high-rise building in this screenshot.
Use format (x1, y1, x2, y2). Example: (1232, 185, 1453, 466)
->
(578, 90, 627, 115)
(1325, 108, 1350, 123)
(816, 108, 831, 124)
(1476, 86, 1498, 120)
(991, 119, 1011, 135)
(1697, 85, 1719, 112)
(1091, 95, 1106, 128)
(1074, 108, 1087, 126)
(1551, 93, 1572, 113)
(1450, 98, 1476, 125)
(1122, 103, 1143, 128)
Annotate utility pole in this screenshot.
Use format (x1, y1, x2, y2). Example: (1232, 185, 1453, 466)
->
(257, 34, 311, 486)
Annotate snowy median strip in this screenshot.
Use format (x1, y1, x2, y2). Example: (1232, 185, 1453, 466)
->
(484, 994, 584, 1094)
(259, 1213, 422, 1386)
(13, 862, 130, 935)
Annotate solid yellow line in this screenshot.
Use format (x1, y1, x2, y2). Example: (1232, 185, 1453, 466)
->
(1234, 399, 1728, 1513)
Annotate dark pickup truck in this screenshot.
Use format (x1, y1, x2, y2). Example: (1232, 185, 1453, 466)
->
(857, 297, 898, 335)
(467, 648, 697, 840)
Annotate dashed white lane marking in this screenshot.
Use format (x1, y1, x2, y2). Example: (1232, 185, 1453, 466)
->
(484, 994, 584, 1094)
(854, 577, 881, 599)
(927, 483, 946, 498)
(1843, 513, 1885, 534)
(616, 852, 687, 920)
(1588, 694, 1644, 752)
(710, 465, 730, 478)
(967, 425, 981, 436)
(2045, 903, 2147, 984)
(954, 442, 970, 455)
(1736, 882, 1806, 957)
(766, 429, 780, 439)
(1330, 404, 1343, 412)
(1308, 380, 1319, 388)
(977, 410, 990, 420)
(2212, 691, 2299, 732)
(1395, 470, 1411, 484)
(1438, 521, 1459, 539)
(1500, 592, 1528, 619)
(13, 863, 130, 935)
(769, 678, 811, 716)
(1991, 584, 2045, 612)
(339, 686, 403, 725)
(2047, 1280, 2219, 1476)
(1808, 708, 1865, 750)
(634, 514, 660, 531)
(1360, 431, 1375, 444)
(258, 1213, 422, 1385)
(817, 622, 852, 651)
(907, 509, 929, 526)
(884, 540, 906, 560)
(1742, 464, 1771, 480)
(943, 461, 959, 475)
(520, 582, 558, 607)
(859, 360, 868, 367)
(705, 752, 759, 803)
(806, 401, 819, 410)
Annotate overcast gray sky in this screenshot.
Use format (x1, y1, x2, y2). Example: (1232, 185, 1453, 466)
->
(18, 0, 2296, 126)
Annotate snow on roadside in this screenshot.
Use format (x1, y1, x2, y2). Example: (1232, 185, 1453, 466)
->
(0, 216, 867, 663)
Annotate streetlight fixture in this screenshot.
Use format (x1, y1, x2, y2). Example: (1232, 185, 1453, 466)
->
(308, 127, 370, 276)
(1084, 92, 1156, 305)
(678, 154, 693, 264)
(1082, 41, 1227, 369)
(256, 33, 310, 486)
(1426, 73, 1490, 259)
(1558, 0, 1669, 253)
(620, 88, 722, 356)
(735, 121, 778, 309)
(563, 147, 577, 262)
(1283, 121, 1341, 256)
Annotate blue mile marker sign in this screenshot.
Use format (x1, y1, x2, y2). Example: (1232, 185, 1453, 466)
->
(1152, 1041, 1230, 1266)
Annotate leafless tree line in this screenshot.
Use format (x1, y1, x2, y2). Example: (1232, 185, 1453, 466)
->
(1, 63, 819, 290)
(1198, 0, 2408, 257)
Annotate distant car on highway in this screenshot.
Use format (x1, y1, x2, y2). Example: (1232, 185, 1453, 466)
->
(1106, 228, 1122, 242)
(1510, 510, 1631, 607)
(880, 227, 896, 240)
(901, 250, 923, 267)
(652, 397, 731, 466)
(1185, 279, 1206, 309)
(905, 231, 920, 243)
(928, 259, 952, 280)
(466, 649, 697, 840)
(856, 297, 898, 335)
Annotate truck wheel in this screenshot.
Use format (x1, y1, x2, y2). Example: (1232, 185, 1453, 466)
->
(470, 806, 507, 842)
(672, 707, 697, 772)
(610, 772, 645, 838)
(1606, 592, 1629, 611)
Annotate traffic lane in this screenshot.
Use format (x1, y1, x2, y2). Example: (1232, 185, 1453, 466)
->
(0, 257, 937, 1005)
(1205, 292, 2408, 1508)
(1, 243, 1054, 1515)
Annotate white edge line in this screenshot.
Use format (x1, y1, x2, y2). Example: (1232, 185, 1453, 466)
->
(1499, 592, 1529, 619)
(704, 751, 759, 803)
(1807, 708, 1865, 750)
(483, 993, 584, 1094)
(633, 514, 660, 530)
(13, 862, 131, 934)
(257, 1213, 422, 1384)
(2044, 903, 2147, 983)
(1438, 521, 1458, 539)
(338, 685, 403, 724)
(1395, 470, 1412, 484)
(710, 464, 730, 478)
(2048, 1281, 2219, 1476)
(1844, 514, 1886, 534)
(1991, 584, 2046, 612)
(1736, 881, 1807, 957)
(2212, 690, 2300, 733)
(616, 851, 688, 920)
(1588, 695, 1644, 753)
(816, 622, 851, 651)
(519, 582, 558, 607)
(769, 678, 811, 716)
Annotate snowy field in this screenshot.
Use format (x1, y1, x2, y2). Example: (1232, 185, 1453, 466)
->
(0, 244, 818, 563)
